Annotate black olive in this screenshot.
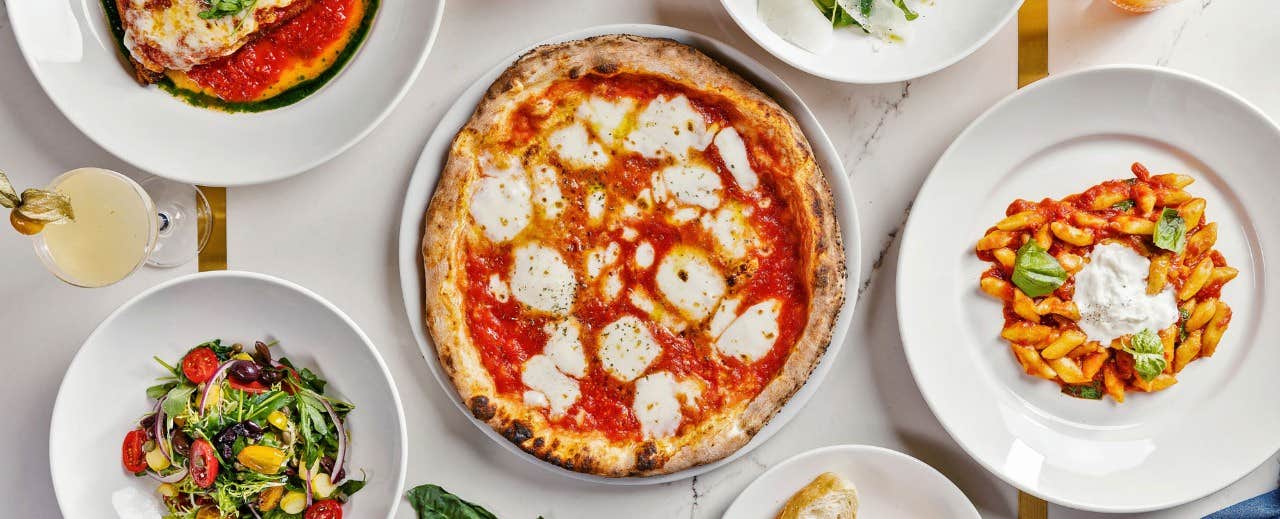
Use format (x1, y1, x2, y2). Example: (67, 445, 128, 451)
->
(139, 413, 157, 435)
(253, 341, 272, 365)
(318, 456, 346, 482)
(228, 360, 261, 383)
(257, 367, 285, 385)
(171, 430, 191, 456)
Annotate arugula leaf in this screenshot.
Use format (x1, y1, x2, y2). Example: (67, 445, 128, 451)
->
(890, 0, 919, 20)
(337, 478, 367, 501)
(198, 0, 258, 20)
(1011, 241, 1068, 297)
(162, 383, 196, 417)
(245, 391, 293, 423)
(146, 382, 177, 400)
(1110, 199, 1135, 211)
(811, 0, 861, 28)
(859, 0, 873, 16)
(1123, 329, 1167, 382)
(1062, 382, 1103, 400)
(1153, 208, 1187, 253)
(407, 484, 499, 519)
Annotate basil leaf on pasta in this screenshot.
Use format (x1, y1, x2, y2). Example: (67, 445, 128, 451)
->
(1154, 208, 1187, 253)
(1124, 328, 1167, 382)
(1110, 199, 1135, 211)
(1062, 382, 1103, 400)
(1011, 241, 1067, 297)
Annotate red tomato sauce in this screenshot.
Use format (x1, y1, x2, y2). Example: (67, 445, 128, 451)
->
(184, 0, 358, 102)
(463, 74, 811, 441)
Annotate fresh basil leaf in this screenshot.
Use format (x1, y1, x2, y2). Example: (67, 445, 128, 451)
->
(1123, 329, 1167, 382)
(198, 0, 257, 20)
(1153, 208, 1187, 253)
(1011, 241, 1067, 297)
(407, 484, 499, 519)
(1062, 382, 1103, 400)
(1110, 199, 1135, 211)
(891, 0, 919, 20)
(162, 384, 196, 416)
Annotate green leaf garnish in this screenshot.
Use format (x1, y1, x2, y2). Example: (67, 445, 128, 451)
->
(1153, 208, 1187, 253)
(198, 0, 258, 20)
(407, 484, 499, 519)
(891, 0, 919, 20)
(1110, 199, 1135, 211)
(1011, 241, 1068, 297)
(859, 0, 873, 16)
(162, 383, 196, 416)
(1062, 382, 1103, 400)
(812, 0, 861, 28)
(1124, 328, 1167, 382)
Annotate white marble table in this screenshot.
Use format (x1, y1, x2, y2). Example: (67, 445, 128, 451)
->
(1, 0, 1276, 517)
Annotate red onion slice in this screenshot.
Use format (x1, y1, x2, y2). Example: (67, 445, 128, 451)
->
(145, 467, 188, 483)
(198, 362, 234, 414)
(302, 464, 314, 507)
(316, 395, 346, 482)
(151, 397, 170, 461)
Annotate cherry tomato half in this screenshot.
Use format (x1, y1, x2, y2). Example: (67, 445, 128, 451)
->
(182, 347, 220, 384)
(228, 378, 269, 394)
(188, 439, 219, 488)
(305, 499, 343, 519)
(121, 429, 147, 473)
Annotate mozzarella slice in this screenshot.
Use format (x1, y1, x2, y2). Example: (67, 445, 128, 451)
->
(587, 188, 607, 224)
(586, 242, 621, 279)
(544, 318, 587, 378)
(523, 390, 549, 409)
(635, 242, 655, 269)
(624, 95, 712, 160)
(714, 299, 783, 362)
(701, 204, 754, 260)
(521, 355, 580, 417)
(487, 274, 510, 303)
(510, 243, 577, 316)
(633, 372, 701, 439)
(660, 163, 723, 210)
(758, 0, 836, 54)
(576, 96, 635, 145)
(597, 315, 662, 382)
(469, 159, 531, 243)
(713, 128, 760, 192)
(708, 296, 741, 339)
(669, 207, 701, 225)
(549, 122, 610, 169)
(531, 165, 565, 220)
(655, 246, 725, 322)
(602, 269, 624, 302)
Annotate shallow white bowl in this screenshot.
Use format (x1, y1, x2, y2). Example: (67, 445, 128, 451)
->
(49, 271, 407, 518)
(898, 65, 1280, 512)
(6, 0, 444, 186)
(724, 444, 979, 518)
(397, 24, 862, 485)
(719, 0, 1022, 83)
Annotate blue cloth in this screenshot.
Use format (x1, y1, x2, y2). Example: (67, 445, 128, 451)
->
(1205, 489, 1280, 518)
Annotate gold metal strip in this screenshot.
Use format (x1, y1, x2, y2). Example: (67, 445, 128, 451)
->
(1017, 0, 1050, 517)
(197, 186, 227, 271)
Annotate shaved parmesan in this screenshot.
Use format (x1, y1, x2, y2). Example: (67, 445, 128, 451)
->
(758, 0, 836, 54)
(598, 315, 662, 382)
(510, 243, 576, 316)
(655, 246, 726, 322)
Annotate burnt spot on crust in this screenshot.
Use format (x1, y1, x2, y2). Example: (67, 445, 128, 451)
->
(503, 420, 533, 444)
(593, 62, 619, 75)
(468, 396, 496, 420)
(531, 437, 545, 450)
(568, 66, 582, 80)
(634, 441, 661, 472)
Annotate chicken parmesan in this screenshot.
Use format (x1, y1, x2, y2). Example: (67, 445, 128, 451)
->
(422, 35, 846, 477)
(102, 0, 377, 111)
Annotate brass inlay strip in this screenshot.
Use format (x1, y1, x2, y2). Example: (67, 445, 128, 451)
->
(1017, 0, 1050, 517)
(197, 186, 227, 272)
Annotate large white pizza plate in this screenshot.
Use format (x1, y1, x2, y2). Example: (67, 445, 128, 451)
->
(50, 271, 408, 518)
(898, 65, 1280, 512)
(397, 24, 862, 485)
(6, 0, 444, 186)
(719, 0, 1022, 84)
(724, 444, 979, 519)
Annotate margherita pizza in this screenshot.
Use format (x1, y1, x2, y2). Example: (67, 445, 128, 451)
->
(422, 35, 845, 477)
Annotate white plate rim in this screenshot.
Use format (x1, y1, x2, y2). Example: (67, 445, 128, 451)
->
(396, 23, 863, 485)
(716, 0, 1024, 84)
(5, 0, 447, 186)
(47, 270, 410, 518)
(722, 444, 981, 518)
(896, 64, 1280, 512)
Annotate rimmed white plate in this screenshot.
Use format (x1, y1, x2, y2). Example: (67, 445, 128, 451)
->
(724, 444, 979, 518)
(6, 0, 445, 186)
(898, 65, 1280, 512)
(718, 0, 1022, 84)
(396, 24, 862, 485)
(49, 271, 408, 518)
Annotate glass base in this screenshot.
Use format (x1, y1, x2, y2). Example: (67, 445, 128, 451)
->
(140, 177, 212, 268)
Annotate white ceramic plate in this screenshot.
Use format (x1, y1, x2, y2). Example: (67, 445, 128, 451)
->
(898, 66, 1280, 512)
(49, 271, 407, 518)
(397, 24, 862, 485)
(6, 0, 444, 186)
(719, 0, 1022, 83)
(724, 444, 979, 519)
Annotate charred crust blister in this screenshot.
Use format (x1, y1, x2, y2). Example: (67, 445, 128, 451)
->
(504, 421, 533, 444)
(468, 396, 496, 420)
(634, 442, 660, 472)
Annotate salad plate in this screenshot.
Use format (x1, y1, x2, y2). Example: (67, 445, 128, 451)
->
(5, 0, 444, 186)
(898, 65, 1280, 512)
(723, 445, 979, 519)
(49, 271, 407, 518)
(397, 24, 862, 485)
(719, 0, 1022, 83)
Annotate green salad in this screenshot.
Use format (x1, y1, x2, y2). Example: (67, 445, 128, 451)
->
(122, 340, 363, 519)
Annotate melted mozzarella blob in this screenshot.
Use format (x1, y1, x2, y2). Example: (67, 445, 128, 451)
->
(469, 159, 531, 243)
(576, 96, 635, 145)
(1075, 243, 1179, 345)
(655, 246, 726, 322)
(633, 372, 701, 439)
(713, 128, 760, 192)
(549, 122, 610, 169)
(714, 299, 783, 362)
(509, 243, 576, 316)
(660, 164, 723, 210)
(544, 318, 587, 378)
(624, 95, 712, 160)
(521, 354, 580, 417)
(597, 315, 662, 382)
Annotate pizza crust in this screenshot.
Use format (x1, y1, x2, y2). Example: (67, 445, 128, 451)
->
(422, 34, 846, 477)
